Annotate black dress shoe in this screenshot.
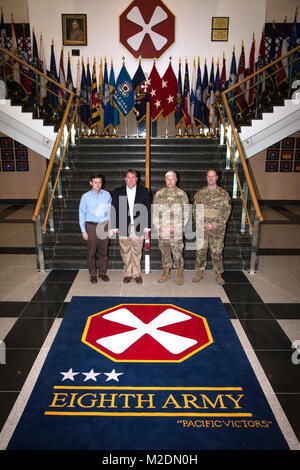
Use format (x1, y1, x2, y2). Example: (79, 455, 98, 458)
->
(99, 274, 110, 282)
(90, 275, 98, 284)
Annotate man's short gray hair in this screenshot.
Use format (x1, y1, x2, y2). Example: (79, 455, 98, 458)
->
(165, 170, 177, 178)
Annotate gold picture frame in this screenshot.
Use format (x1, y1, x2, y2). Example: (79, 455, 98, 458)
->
(62, 14, 87, 46)
(211, 17, 229, 42)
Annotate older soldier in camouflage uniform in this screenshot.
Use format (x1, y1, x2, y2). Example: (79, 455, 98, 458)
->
(192, 169, 231, 285)
(153, 171, 189, 285)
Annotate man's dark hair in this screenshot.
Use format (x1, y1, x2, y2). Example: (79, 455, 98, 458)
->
(90, 173, 103, 181)
(126, 169, 138, 177)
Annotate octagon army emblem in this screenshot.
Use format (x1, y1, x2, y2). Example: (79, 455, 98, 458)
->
(82, 303, 213, 362)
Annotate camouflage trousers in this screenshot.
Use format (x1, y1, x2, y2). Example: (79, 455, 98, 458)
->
(195, 229, 225, 273)
(159, 237, 184, 269)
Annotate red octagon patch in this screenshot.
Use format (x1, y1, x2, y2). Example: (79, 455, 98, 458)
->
(82, 304, 213, 363)
(119, 0, 175, 59)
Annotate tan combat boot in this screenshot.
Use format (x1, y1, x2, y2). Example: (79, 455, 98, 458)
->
(215, 273, 225, 285)
(176, 268, 184, 285)
(192, 270, 204, 283)
(158, 268, 171, 283)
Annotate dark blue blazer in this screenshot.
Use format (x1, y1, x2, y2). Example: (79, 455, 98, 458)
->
(111, 184, 152, 236)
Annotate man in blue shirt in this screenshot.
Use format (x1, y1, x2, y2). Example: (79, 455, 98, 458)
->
(79, 173, 112, 283)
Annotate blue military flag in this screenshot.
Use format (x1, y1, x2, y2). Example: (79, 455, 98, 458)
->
(175, 61, 183, 128)
(103, 59, 112, 130)
(193, 59, 202, 128)
(288, 12, 300, 79)
(227, 49, 237, 115)
(48, 42, 58, 110)
(109, 62, 120, 129)
(132, 62, 148, 122)
(113, 64, 134, 118)
(201, 61, 209, 127)
(80, 60, 90, 128)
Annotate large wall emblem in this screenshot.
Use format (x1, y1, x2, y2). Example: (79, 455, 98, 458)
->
(119, 0, 175, 59)
(82, 303, 213, 362)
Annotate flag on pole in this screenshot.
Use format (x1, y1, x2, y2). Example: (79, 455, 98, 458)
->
(80, 59, 90, 128)
(182, 60, 191, 129)
(288, 11, 300, 79)
(19, 22, 31, 94)
(58, 48, 66, 106)
(66, 53, 74, 91)
(206, 59, 216, 128)
(193, 58, 202, 128)
(31, 28, 39, 98)
(190, 59, 196, 125)
(236, 42, 247, 112)
(10, 15, 20, 84)
(109, 61, 120, 129)
(175, 60, 183, 128)
(0, 8, 8, 80)
(148, 61, 163, 121)
(132, 62, 148, 122)
(247, 36, 256, 106)
(201, 60, 209, 127)
(48, 41, 58, 110)
(113, 62, 134, 118)
(39, 34, 47, 106)
(266, 21, 277, 95)
(75, 59, 80, 95)
(161, 60, 177, 119)
(256, 29, 266, 98)
(98, 59, 105, 129)
(227, 48, 237, 115)
(275, 17, 288, 87)
(103, 59, 112, 130)
(91, 58, 100, 128)
(220, 54, 227, 92)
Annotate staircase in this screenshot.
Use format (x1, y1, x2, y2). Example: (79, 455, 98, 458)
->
(42, 137, 252, 271)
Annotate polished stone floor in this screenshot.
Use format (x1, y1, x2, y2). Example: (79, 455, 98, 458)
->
(0, 202, 299, 450)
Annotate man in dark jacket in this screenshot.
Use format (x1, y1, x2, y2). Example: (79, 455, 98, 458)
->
(111, 169, 151, 283)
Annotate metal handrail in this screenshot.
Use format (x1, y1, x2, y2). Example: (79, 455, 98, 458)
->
(32, 93, 75, 223)
(224, 44, 300, 97)
(41, 100, 79, 231)
(216, 101, 253, 231)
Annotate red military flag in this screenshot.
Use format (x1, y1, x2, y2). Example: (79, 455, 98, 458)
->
(148, 61, 163, 121)
(161, 60, 177, 119)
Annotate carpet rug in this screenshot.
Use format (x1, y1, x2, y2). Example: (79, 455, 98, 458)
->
(7, 296, 289, 450)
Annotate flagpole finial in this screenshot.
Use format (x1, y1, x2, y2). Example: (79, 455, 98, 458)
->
(122, 56, 125, 64)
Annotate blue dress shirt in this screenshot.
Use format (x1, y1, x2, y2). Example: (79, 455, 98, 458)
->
(79, 189, 112, 233)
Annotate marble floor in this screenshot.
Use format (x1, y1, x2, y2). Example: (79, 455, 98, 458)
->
(0, 201, 299, 451)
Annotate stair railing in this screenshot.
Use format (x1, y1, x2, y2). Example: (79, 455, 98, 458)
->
(218, 45, 300, 273)
(0, 47, 86, 271)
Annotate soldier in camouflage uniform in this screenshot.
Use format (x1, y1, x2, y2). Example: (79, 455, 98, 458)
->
(192, 169, 231, 285)
(153, 171, 190, 285)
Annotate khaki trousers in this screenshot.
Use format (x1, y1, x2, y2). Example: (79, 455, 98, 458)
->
(119, 225, 144, 277)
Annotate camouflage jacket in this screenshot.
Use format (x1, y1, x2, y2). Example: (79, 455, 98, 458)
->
(193, 186, 231, 229)
(153, 187, 190, 230)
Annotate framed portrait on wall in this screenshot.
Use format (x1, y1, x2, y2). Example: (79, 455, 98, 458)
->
(62, 14, 87, 46)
